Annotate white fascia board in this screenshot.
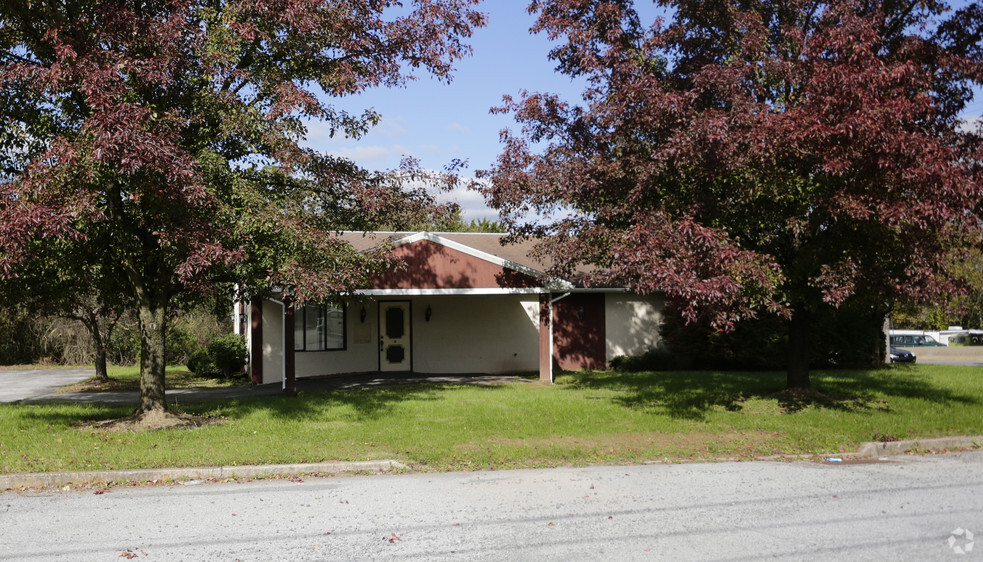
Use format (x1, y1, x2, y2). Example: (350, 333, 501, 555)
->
(353, 285, 627, 297)
(388, 231, 575, 288)
(566, 287, 631, 293)
(355, 287, 548, 296)
(262, 286, 631, 299)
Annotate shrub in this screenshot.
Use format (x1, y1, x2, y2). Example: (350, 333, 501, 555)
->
(207, 334, 247, 378)
(167, 325, 200, 366)
(661, 298, 887, 371)
(187, 349, 220, 377)
(610, 348, 677, 372)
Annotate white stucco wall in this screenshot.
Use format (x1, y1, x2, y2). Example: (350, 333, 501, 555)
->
(604, 293, 664, 362)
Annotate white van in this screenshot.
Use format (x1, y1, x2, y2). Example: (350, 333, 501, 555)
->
(889, 330, 946, 347)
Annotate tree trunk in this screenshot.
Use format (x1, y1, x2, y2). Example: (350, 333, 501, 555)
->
(786, 307, 811, 389)
(93, 337, 109, 380)
(82, 312, 110, 381)
(136, 301, 168, 414)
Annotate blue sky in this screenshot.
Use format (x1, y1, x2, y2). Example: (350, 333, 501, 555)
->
(304, 3, 586, 221)
(303, 2, 983, 222)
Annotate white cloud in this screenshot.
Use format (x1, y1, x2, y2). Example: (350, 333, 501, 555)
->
(419, 144, 441, 156)
(397, 174, 499, 223)
(374, 116, 410, 140)
(303, 115, 409, 151)
(958, 115, 982, 133)
(303, 119, 353, 147)
(445, 122, 471, 134)
(325, 145, 402, 163)
(437, 177, 500, 223)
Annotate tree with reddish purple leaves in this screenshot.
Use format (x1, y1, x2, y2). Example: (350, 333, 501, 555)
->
(481, 0, 983, 388)
(0, 1, 484, 422)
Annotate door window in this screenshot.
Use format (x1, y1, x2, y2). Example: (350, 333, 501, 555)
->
(385, 307, 404, 339)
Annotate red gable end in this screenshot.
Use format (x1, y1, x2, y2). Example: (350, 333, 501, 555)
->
(371, 239, 542, 290)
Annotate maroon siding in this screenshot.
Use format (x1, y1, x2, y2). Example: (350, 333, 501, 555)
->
(250, 298, 263, 385)
(372, 240, 540, 290)
(540, 293, 552, 383)
(284, 299, 296, 395)
(552, 293, 606, 370)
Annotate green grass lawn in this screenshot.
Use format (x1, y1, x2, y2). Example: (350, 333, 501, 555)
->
(52, 365, 251, 393)
(1, 364, 981, 474)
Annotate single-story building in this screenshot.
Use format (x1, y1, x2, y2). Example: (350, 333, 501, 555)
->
(234, 231, 664, 391)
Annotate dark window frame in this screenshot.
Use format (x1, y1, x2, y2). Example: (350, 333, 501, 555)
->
(294, 303, 347, 352)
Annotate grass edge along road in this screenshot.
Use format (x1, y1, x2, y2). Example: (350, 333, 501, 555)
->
(1, 364, 981, 474)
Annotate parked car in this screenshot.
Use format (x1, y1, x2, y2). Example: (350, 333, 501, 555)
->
(890, 347, 916, 363)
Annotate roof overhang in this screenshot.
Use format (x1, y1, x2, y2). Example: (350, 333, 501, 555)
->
(353, 287, 629, 297)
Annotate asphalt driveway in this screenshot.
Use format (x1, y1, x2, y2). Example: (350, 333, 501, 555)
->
(0, 368, 94, 403)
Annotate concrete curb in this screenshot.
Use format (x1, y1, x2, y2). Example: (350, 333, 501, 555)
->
(0, 460, 408, 491)
(856, 435, 983, 457)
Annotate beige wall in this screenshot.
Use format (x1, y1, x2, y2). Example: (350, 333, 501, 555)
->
(255, 292, 664, 381)
(259, 296, 542, 379)
(257, 300, 380, 384)
(410, 294, 541, 374)
(604, 293, 664, 362)
(294, 301, 379, 378)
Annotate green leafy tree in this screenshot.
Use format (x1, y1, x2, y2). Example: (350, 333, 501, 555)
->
(893, 248, 983, 330)
(1, 0, 485, 422)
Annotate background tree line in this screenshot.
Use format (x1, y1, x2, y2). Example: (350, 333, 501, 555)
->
(0, 303, 228, 368)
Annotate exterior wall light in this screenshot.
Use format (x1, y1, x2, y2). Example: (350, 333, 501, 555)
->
(360, 306, 367, 324)
(425, 305, 433, 322)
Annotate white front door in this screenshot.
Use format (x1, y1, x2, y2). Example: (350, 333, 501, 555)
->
(379, 301, 411, 371)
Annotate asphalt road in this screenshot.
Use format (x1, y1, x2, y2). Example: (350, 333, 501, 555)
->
(2, 451, 981, 561)
(0, 368, 93, 403)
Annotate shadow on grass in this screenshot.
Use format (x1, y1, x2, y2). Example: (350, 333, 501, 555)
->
(189, 384, 452, 422)
(9, 404, 136, 428)
(5, 379, 515, 432)
(10, 367, 978, 429)
(557, 365, 980, 420)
